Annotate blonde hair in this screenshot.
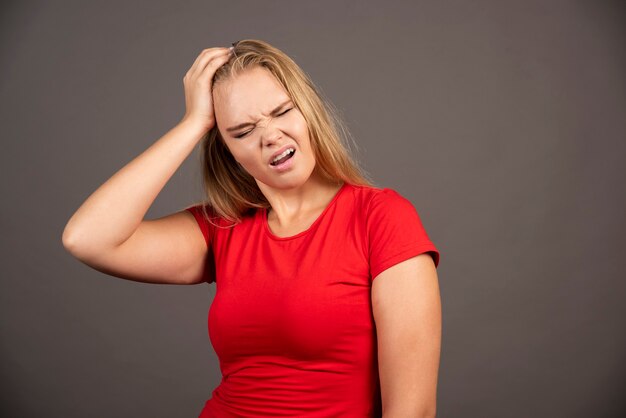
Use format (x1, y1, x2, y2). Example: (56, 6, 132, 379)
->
(193, 39, 376, 226)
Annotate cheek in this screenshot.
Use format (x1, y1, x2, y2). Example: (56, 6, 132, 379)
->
(235, 144, 261, 166)
(292, 115, 310, 143)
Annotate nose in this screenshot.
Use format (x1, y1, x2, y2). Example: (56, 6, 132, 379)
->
(259, 117, 283, 145)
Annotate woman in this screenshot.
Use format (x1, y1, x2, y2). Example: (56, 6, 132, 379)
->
(62, 39, 442, 417)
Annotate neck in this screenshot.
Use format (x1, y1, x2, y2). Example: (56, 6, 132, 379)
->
(260, 173, 344, 226)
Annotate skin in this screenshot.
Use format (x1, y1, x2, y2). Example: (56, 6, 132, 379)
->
(372, 253, 441, 417)
(212, 66, 343, 235)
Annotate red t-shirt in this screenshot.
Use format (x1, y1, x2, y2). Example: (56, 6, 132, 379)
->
(185, 182, 440, 417)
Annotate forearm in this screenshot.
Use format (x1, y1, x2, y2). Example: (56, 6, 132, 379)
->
(62, 118, 207, 253)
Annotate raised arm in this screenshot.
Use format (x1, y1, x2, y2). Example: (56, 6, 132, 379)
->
(61, 47, 232, 285)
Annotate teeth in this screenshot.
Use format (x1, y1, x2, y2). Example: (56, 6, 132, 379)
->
(271, 148, 294, 164)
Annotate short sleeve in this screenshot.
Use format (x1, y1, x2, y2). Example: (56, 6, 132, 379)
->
(366, 188, 440, 281)
(184, 204, 216, 284)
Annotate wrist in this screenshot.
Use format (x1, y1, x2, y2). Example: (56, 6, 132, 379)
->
(179, 115, 214, 134)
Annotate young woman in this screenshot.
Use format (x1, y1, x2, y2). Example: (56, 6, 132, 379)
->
(62, 39, 442, 418)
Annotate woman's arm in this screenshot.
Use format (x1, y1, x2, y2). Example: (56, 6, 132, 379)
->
(62, 119, 206, 251)
(62, 47, 231, 284)
(61, 120, 210, 284)
(372, 253, 442, 418)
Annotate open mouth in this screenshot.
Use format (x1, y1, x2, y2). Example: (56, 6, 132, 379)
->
(270, 149, 296, 166)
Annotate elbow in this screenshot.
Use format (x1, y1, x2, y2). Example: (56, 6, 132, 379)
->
(62, 225, 83, 254)
(62, 212, 92, 254)
(62, 226, 77, 252)
(62, 226, 92, 258)
(383, 406, 437, 418)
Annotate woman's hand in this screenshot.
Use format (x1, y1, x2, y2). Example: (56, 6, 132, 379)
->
(181, 47, 232, 132)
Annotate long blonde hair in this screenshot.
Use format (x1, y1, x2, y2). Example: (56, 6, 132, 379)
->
(193, 39, 376, 226)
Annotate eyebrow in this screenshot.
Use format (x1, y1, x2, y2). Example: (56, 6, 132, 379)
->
(226, 99, 293, 133)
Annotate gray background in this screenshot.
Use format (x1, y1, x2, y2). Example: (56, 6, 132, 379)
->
(1, 0, 625, 417)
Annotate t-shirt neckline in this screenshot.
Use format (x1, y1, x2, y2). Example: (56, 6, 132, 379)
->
(262, 182, 348, 241)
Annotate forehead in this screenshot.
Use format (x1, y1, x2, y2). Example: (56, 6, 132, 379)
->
(214, 66, 291, 122)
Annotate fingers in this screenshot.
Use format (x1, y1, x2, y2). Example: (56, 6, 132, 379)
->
(196, 51, 232, 84)
(186, 47, 231, 81)
(189, 47, 227, 73)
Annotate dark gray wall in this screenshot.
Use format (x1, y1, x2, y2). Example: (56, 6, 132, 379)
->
(1, 0, 624, 417)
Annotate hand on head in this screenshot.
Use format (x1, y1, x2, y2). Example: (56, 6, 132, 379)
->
(181, 46, 234, 131)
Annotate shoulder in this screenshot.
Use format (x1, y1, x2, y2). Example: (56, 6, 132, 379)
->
(185, 202, 218, 223)
(359, 186, 440, 272)
(346, 184, 414, 214)
(184, 203, 243, 230)
(338, 184, 419, 224)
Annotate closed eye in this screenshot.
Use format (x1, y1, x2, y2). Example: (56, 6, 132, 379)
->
(234, 108, 293, 139)
(234, 130, 251, 139)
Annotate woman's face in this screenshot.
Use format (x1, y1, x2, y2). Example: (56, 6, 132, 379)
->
(213, 66, 316, 190)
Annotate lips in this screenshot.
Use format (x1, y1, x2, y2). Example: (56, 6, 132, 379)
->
(268, 145, 296, 165)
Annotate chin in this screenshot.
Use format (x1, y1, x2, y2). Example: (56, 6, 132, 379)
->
(256, 173, 310, 191)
